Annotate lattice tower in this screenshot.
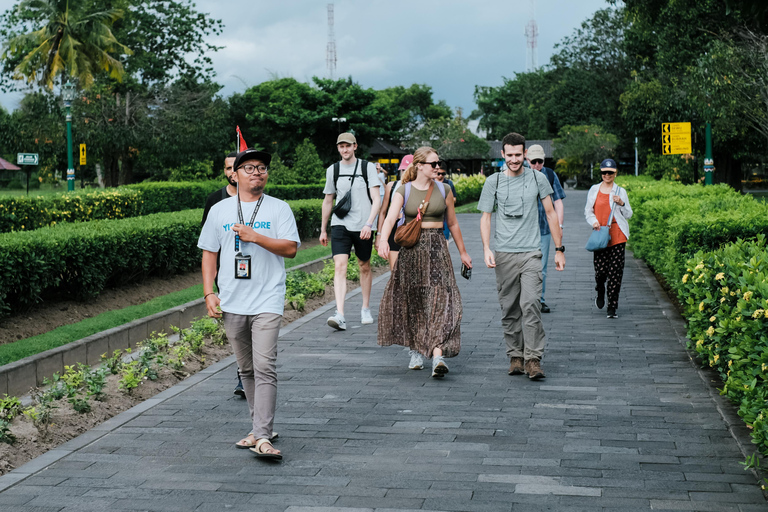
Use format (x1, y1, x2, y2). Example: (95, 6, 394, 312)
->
(326, 4, 337, 79)
(524, 0, 538, 71)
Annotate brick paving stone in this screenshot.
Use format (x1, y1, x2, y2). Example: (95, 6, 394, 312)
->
(0, 192, 766, 511)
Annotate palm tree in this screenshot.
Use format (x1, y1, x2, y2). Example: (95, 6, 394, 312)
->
(2, 0, 132, 89)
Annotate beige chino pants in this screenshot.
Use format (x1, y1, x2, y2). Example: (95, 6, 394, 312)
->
(223, 312, 281, 440)
(494, 250, 547, 361)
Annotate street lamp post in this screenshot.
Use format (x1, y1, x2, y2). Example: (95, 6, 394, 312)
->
(332, 117, 347, 133)
(63, 80, 76, 191)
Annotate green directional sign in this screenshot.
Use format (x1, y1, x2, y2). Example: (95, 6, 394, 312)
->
(16, 153, 39, 166)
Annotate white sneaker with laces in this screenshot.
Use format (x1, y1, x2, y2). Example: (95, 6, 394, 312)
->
(432, 355, 449, 378)
(361, 307, 374, 325)
(408, 350, 424, 370)
(327, 311, 346, 330)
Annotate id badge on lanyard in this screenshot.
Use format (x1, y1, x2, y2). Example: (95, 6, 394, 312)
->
(234, 193, 264, 280)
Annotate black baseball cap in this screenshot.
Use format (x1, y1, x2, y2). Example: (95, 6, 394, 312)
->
(234, 148, 272, 170)
(600, 158, 617, 170)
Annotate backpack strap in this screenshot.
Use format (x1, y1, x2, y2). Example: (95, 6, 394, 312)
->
(333, 162, 340, 190)
(360, 159, 372, 203)
(334, 159, 372, 203)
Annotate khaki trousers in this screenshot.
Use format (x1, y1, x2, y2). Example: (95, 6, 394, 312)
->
(223, 312, 281, 440)
(494, 250, 547, 361)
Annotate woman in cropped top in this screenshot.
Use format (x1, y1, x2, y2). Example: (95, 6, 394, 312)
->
(377, 146, 472, 378)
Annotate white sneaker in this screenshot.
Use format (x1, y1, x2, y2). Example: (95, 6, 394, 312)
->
(361, 307, 374, 325)
(408, 350, 424, 370)
(432, 355, 449, 378)
(327, 311, 346, 330)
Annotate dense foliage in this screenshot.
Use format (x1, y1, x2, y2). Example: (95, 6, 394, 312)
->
(0, 198, 323, 316)
(619, 176, 768, 453)
(0, 182, 326, 233)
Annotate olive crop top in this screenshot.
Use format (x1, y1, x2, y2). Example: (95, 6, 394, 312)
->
(395, 182, 449, 224)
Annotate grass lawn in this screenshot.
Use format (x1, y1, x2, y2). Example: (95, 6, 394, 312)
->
(0, 242, 333, 366)
(454, 201, 481, 214)
(0, 183, 70, 198)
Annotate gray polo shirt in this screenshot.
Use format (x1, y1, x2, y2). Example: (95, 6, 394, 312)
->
(477, 168, 553, 253)
(323, 159, 379, 232)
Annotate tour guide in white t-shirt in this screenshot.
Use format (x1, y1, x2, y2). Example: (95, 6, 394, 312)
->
(198, 148, 301, 461)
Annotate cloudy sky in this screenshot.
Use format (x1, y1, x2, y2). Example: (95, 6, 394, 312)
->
(0, 0, 610, 114)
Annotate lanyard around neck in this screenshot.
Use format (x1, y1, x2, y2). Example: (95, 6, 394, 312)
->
(234, 186, 264, 252)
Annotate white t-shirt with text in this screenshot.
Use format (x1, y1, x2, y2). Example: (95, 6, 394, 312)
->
(198, 194, 301, 316)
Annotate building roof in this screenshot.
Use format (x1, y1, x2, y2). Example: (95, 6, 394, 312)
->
(0, 157, 21, 171)
(487, 139, 555, 159)
(367, 139, 407, 157)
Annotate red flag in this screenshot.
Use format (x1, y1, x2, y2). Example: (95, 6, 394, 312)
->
(236, 126, 248, 152)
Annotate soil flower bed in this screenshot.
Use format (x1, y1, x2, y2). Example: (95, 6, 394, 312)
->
(0, 256, 389, 476)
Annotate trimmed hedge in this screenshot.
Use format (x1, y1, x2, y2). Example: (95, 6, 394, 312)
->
(618, 177, 768, 288)
(619, 176, 768, 455)
(0, 199, 322, 317)
(453, 174, 486, 205)
(0, 181, 326, 233)
(681, 236, 768, 452)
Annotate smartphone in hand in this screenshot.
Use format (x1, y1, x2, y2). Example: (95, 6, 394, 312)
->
(461, 263, 472, 280)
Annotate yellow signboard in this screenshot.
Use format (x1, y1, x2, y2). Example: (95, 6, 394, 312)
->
(661, 122, 692, 154)
(79, 144, 86, 165)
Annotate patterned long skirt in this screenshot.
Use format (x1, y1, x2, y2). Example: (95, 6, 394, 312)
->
(377, 228, 462, 358)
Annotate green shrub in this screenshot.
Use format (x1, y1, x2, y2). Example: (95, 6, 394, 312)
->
(0, 209, 203, 316)
(453, 174, 486, 205)
(6, 179, 23, 190)
(680, 236, 768, 452)
(0, 182, 325, 234)
(0, 199, 322, 317)
(643, 151, 697, 184)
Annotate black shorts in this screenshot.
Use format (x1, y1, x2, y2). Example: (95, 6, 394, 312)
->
(331, 225, 373, 261)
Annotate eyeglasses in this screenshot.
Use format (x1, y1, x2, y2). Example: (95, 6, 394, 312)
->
(437, 173, 446, 177)
(239, 164, 268, 175)
(422, 161, 440, 169)
(600, 170, 616, 175)
(530, 159, 544, 165)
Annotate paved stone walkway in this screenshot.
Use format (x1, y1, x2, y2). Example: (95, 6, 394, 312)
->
(1, 190, 766, 511)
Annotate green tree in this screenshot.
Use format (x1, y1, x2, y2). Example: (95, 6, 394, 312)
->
(1, 0, 131, 89)
(266, 153, 298, 185)
(293, 138, 325, 184)
(553, 124, 617, 186)
(409, 115, 490, 161)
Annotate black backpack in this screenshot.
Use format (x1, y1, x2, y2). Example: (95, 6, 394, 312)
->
(333, 159, 372, 203)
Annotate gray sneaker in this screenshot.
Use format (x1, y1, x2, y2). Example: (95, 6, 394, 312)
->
(408, 350, 424, 370)
(327, 311, 346, 330)
(431, 356, 449, 378)
(361, 307, 374, 325)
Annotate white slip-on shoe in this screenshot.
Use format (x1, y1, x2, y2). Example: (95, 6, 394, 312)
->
(327, 311, 346, 330)
(361, 307, 374, 325)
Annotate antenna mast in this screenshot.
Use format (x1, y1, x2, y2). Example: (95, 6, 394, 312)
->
(524, 0, 538, 71)
(326, 4, 337, 79)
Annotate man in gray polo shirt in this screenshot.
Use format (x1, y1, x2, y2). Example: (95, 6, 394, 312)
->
(478, 132, 565, 379)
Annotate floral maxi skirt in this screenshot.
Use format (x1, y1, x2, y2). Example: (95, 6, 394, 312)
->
(377, 228, 462, 358)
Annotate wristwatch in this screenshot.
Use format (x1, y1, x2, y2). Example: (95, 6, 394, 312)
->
(555, 245, 565, 253)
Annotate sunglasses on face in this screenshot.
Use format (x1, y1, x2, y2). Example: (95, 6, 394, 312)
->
(422, 161, 440, 169)
(601, 170, 616, 175)
(530, 159, 544, 165)
(437, 173, 446, 177)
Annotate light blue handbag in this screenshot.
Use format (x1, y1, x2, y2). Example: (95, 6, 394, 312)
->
(585, 187, 619, 252)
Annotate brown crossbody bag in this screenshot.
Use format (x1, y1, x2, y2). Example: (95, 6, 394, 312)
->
(394, 181, 435, 248)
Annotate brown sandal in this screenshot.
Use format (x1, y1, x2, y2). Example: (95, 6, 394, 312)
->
(250, 438, 282, 460)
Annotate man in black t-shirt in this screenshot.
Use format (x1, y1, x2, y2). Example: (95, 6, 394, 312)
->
(201, 151, 245, 397)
